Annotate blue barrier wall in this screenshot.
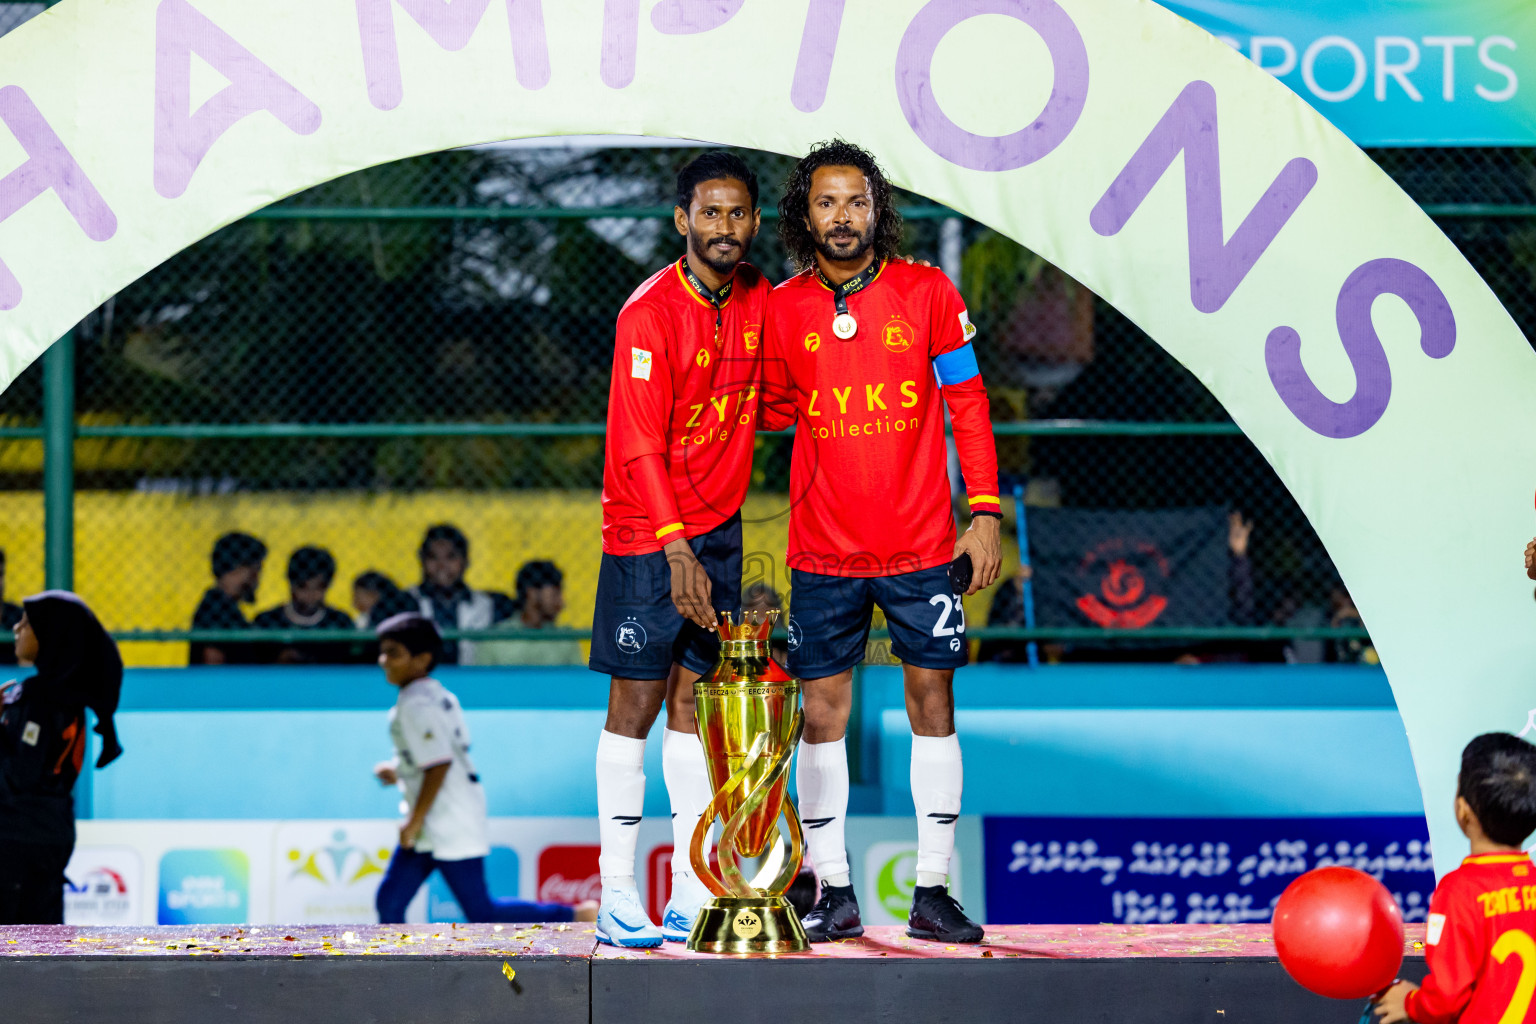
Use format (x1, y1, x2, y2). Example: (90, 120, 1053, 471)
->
(862, 665, 1423, 817)
(85, 664, 1420, 821)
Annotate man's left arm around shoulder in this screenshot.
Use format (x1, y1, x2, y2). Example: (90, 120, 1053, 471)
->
(932, 293, 1002, 595)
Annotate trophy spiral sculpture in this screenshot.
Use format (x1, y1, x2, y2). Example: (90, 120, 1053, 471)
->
(686, 611, 809, 953)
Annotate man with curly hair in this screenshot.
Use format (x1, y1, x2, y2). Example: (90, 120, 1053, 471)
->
(762, 140, 1002, 944)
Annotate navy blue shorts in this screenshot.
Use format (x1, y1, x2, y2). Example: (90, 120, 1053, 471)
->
(589, 513, 741, 679)
(786, 565, 968, 679)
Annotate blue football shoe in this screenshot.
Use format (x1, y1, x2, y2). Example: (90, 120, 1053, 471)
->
(661, 873, 712, 943)
(596, 885, 662, 948)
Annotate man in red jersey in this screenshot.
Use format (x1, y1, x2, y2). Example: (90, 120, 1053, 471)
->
(1374, 733, 1536, 1023)
(761, 140, 1001, 944)
(590, 152, 770, 948)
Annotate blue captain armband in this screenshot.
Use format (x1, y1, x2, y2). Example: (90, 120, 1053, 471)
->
(933, 343, 980, 386)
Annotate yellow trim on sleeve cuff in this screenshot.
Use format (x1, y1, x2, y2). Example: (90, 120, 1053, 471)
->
(655, 522, 685, 539)
(968, 495, 1000, 506)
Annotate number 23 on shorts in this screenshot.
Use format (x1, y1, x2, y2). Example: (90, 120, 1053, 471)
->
(930, 593, 966, 640)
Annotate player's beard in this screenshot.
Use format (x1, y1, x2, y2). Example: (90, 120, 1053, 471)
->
(689, 227, 752, 277)
(814, 221, 876, 265)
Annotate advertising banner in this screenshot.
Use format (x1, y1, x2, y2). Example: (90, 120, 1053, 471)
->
(1164, 0, 1536, 145)
(158, 848, 251, 926)
(983, 815, 1435, 925)
(63, 845, 142, 927)
(1027, 507, 1233, 629)
(70, 816, 988, 925)
(67, 821, 276, 926)
(271, 820, 399, 924)
(71, 816, 1445, 927)
(848, 817, 987, 928)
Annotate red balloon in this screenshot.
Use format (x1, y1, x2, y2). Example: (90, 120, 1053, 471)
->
(1274, 866, 1405, 1000)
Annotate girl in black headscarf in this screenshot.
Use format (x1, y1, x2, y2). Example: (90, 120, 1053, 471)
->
(0, 591, 123, 924)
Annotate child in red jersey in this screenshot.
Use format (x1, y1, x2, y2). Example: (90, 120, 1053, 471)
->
(1375, 733, 1536, 1023)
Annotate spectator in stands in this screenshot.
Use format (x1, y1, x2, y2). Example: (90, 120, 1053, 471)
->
(1325, 583, 1377, 665)
(475, 561, 584, 666)
(0, 548, 22, 667)
(352, 570, 419, 629)
(408, 525, 513, 665)
(1226, 512, 1255, 626)
(977, 563, 1034, 664)
(1268, 590, 1326, 664)
(1168, 512, 1260, 664)
(1266, 576, 1376, 665)
(514, 560, 566, 627)
(254, 546, 356, 664)
(189, 532, 267, 665)
(742, 582, 789, 663)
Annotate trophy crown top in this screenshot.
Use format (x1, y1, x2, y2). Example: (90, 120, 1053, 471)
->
(718, 609, 778, 641)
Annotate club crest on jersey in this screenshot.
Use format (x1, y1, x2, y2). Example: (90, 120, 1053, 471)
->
(631, 347, 653, 381)
(696, 348, 711, 368)
(616, 618, 648, 654)
(883, 317, 914, 354)
(804, 332, 821, 353)
(743, 326, 760, 351)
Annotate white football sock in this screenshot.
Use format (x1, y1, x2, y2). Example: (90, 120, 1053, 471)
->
(596, 729, 647, 884)
(911, 732, 963, 884)
(663, 727, 714, 891)
(796, 737, 850, 887)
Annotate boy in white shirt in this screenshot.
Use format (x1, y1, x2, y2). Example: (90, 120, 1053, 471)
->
(372, 612, 583, 923)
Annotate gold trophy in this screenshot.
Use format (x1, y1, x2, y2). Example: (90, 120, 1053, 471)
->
(686, 611, 810, 953)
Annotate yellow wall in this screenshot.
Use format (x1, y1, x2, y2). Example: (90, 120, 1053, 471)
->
(1, 490, 1010, 667)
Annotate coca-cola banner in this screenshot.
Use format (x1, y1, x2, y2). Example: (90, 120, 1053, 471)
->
(1026, 508, 1233, 629)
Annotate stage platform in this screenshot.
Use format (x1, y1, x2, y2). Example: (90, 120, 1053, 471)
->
(1, 922, 1428, 1023)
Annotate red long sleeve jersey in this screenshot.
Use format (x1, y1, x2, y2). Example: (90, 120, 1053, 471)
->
(1408, 853, 1536, 1024)
(761, 260, 1000, 577)
(601, 260, 768, 555)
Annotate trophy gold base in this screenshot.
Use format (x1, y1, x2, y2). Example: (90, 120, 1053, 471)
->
(685, 895, 810, 954)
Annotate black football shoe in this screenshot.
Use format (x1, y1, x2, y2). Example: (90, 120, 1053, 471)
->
(801, 882, 864, 942)
(906, 884, 984, 943)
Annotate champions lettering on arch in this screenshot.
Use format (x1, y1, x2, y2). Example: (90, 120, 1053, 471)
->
(889, 0, 1458, 441)
(0, 0, 1458, 439)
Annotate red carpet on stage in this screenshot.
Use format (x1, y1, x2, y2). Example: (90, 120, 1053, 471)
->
(597, 921, 1427, 960)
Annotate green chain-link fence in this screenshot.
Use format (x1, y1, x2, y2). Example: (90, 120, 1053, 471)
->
(7, 5, 1532, 666)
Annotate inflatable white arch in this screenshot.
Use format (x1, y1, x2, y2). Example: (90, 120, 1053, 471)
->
(3, 0, 1535, 874)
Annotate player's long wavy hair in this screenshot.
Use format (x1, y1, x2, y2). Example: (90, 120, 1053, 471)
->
(778, 139, 904, 273)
